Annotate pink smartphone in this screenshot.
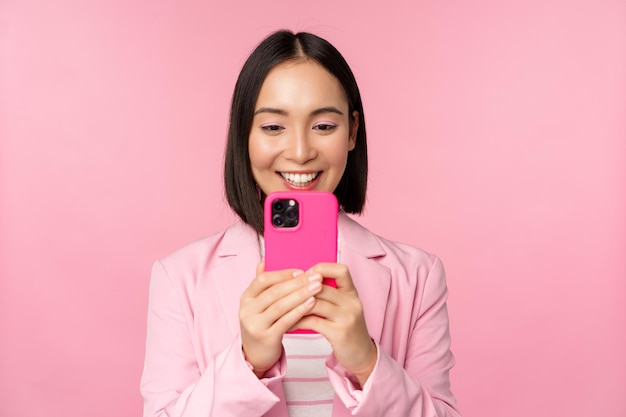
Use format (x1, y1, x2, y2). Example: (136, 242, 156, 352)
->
(263, 191, 338, 334)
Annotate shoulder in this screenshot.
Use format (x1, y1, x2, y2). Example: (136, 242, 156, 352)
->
(156, 221, 258, 274)
(339, 213, 440, 271)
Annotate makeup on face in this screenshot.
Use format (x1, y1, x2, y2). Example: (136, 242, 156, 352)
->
(248, 60, 356, 196)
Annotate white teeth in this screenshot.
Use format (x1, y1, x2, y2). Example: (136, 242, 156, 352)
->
(280, 172, 319, 186)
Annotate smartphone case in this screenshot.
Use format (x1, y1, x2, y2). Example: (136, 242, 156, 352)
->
(263, 191, 338, 334)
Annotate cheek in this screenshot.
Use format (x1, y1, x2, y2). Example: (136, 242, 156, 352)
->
(325, 138, 351, 166)
(248, 135, 272, 169)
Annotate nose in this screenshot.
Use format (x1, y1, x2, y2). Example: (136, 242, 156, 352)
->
(284, 129, 317, 164)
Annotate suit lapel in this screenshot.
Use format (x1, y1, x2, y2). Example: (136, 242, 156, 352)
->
(338, 214, 391, 344)
(211, 221, 261, 336)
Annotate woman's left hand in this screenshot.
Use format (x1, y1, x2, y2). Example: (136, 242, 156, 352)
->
(294, 263, 377, 387)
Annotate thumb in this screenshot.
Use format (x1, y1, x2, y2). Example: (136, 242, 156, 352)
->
(256, 261, 265, 276)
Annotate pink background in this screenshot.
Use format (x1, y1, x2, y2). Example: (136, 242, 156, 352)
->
(1, 0, 625, 416)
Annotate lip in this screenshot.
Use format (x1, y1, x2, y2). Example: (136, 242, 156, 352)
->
(277, 171, 322, 190)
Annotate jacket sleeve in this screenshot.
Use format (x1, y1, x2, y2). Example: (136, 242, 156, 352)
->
(326, 257, 461, 417)
(140, 261, 287, 417)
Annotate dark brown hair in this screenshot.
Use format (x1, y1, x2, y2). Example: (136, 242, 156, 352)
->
(224, 30, 368, 234)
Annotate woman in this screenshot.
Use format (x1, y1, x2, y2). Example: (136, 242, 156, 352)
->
(141, 30, 461, 417)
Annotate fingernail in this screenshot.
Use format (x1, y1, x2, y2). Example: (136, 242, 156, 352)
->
(308, 281, 321, 292)
(304, 297, 315, 307)
(307, 273, 322, 282)
(293, 270, 304, 277)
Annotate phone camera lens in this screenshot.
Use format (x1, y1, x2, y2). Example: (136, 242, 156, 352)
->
(285, 206, 297, 219)
(272, 214, 284, 227)
(273, 200, 285, 212)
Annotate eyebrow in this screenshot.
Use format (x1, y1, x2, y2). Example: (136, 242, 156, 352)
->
(253, 106, 345, 116)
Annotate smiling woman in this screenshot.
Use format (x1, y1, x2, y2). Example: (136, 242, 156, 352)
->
(140, 30, 461, 417)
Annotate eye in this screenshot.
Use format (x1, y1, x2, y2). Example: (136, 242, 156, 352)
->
(313, 123, 337, 132)
(261, 124, 284, 134)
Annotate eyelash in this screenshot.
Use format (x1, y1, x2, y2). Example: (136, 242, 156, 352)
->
(313, 123, 337, 132)
(260, 123, 338, 134)
(261, 124, 283, 133)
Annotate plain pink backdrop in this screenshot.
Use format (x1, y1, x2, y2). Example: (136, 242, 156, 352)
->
(1, 0, 625, 416)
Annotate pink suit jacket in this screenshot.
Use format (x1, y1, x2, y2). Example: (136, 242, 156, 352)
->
(140, 214, 461, 417)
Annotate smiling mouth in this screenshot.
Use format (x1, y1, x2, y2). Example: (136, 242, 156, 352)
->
(279, 172, 320, 187)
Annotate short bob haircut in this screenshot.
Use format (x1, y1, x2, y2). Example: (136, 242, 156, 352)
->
(224, 30, 368, 234)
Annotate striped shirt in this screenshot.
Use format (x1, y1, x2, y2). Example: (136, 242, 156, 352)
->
(283, 333, 333, 417)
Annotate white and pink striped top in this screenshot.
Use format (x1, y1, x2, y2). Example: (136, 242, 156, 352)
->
(282, 333, 333, 417)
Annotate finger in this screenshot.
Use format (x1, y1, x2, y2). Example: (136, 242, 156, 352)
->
(307, 263, 356, 292)
(309, 288, 365, 324)
(292, 313, 326, 334)
(244, 268, 304, 298)
(256, 261, 265, 276)
(260, 273, 323, 319)
(255, 271, 321, 306)
(242, 272, 323, 332)
(272, 296, 318, 334)
(240, 274, 322, 340)
(305, 283, 339, 307)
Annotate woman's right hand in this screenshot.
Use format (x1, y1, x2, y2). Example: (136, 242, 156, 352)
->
(239, 261, 324, 378)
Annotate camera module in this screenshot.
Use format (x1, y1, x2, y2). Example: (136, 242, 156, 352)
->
(271, 198, 299, 228)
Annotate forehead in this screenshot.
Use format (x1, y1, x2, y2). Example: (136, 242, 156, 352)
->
(255, 60, 348, 111)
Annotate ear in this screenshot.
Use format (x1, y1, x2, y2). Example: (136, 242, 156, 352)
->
(348, 111, 359, 151)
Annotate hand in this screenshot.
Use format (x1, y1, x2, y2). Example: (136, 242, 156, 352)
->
(239, 261, 324, 378)
(295, 263, 377, 387)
